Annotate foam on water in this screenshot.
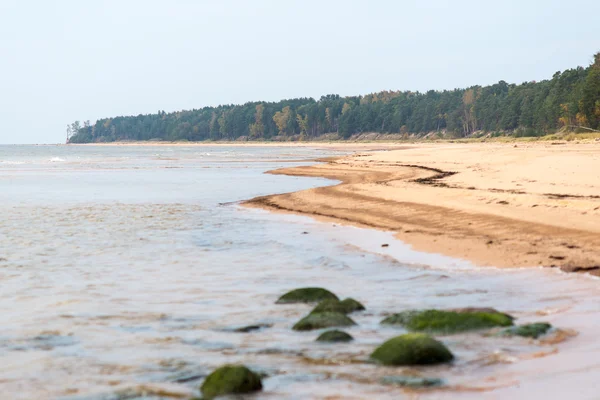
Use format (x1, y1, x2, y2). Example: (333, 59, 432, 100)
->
(0, 160, 26, 165)
(1, 144, 599, 400)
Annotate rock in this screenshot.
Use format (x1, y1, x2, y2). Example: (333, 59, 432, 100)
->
(381, 310, 420, 326)
(340, 298, 366, 313)
(293, 312, 356, 331)
(500, 322, 552, 339)
(316, 329, 354, 342)
(449, 307, 514, 320)
(381, 309, 513, 334)
(276, 287, 338, 304)
(371, 333, 454, 366)
(381, 375, 444, 388)
(200, 365, 262, 399)
(310, 299, 344, 314)
(232, 323, 273, 333)
(310, 298, 365, 315)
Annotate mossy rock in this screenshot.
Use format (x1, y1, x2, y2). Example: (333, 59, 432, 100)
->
(276, 287, 338, 304)
(340, 298, 366, 312)
(371, 333, 454, 366)
(381, 309, 513, 334)
(200, 365, 262, 399)
(293, 312, 356, 331)
(381, 375, 444, 388)
(450, 307, 514, 320)
(316, 329, 354, 342)
(500, 322, 552, 339)
(381, 310, 421, 325)
(310, 298, 365, 315)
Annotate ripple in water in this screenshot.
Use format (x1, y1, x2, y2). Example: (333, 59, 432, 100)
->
(0, 145, 599, 400)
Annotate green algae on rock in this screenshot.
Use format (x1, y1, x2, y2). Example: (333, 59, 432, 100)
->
(449, 307, 515, 320)
(340, 298, 366, 312)
(500, 322, 552, 338)
(310, 298, 365, 315)
(381, 309, 513, 334)
(293, 312, 356, 331)
(276, 287, 338, 304)
(316, 329, 354, 342)
(371, 333, 454, 366)
(381, 375, 445, 388)
(200, 365, 262, 399)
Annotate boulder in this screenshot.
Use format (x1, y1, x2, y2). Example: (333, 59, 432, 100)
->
(276, 287, 338, 304)
(200, 365, 262, 399)
(340, 298, 366, 313)
(449, 307, 514, 320)
(316, 329, 354, 342)
(381, 309, 513, 334)
(310, 298, 365, 315)
(293, 312, 356, 331)
(371, 333, 454, 366)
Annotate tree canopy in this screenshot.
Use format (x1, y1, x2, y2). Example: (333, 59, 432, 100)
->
(69, 52, 600, 143)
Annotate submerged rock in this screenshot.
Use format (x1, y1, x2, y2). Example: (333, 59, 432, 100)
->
(200, 365, 262, 399)
(232, 323, 273, 333)
(293, 312, 356, 331)
(371, 333, 454, 366)
(276, 287, 338, 304)
(381, 375, 445, 388)
(310, 298, 365, 315)
(316, 329, 354, 342)
(381, 309, 513, 334)
(500, 322, 552, 339)
(449, 307, 514, 320)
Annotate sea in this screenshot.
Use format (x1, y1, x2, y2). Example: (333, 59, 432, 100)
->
(1, 144, 599, 400)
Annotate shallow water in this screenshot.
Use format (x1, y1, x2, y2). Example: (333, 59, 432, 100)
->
(1, 145, 600, 400)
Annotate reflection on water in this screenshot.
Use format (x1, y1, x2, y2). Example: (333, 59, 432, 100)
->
(1, 145, 600, 400)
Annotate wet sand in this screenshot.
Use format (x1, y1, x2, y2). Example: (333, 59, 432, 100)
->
(245, 142, 600, 274)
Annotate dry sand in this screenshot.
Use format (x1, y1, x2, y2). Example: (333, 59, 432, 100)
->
(245, 141, 600, 274)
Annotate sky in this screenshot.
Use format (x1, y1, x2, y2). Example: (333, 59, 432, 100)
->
(0, 0, 599, 144)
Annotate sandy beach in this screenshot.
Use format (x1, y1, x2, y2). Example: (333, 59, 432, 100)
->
(245, 141, 600, 274)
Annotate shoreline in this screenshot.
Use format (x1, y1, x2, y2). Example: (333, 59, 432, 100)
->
(243, 142, 600, 275)
(63, 141, 413, 153)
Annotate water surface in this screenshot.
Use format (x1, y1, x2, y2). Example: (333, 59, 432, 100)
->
(1, 145, 599, 400)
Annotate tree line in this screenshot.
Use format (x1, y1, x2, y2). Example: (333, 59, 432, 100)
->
(68, 52, 600, 143)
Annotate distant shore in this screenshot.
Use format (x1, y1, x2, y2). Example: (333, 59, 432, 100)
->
(65, 141, 416, 153)
(64, 133, 600, 147)
(244, 141, 600, 274)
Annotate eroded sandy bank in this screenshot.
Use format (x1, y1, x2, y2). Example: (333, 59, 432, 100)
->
(245, 142, 600, 274)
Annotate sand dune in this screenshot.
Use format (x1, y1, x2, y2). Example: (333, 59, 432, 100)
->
(245, 142, 600, 274)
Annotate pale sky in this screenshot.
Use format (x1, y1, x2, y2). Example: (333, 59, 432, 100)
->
(0, 0, 598, 144)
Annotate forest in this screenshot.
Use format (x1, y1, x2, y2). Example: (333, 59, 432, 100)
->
(68, 53, 600, 143)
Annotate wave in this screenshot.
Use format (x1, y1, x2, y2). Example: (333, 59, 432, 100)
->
(0, 160, 26, 165)
(49, 157, 66, 162)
